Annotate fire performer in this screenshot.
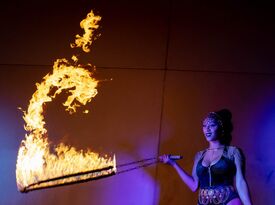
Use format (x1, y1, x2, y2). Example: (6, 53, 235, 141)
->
(160, 109, 253, 205)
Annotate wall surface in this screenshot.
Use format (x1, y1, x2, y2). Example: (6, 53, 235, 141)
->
(0, 0, 274, 204)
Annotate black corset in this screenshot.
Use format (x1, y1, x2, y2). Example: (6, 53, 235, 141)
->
(196, 149, 236, 188)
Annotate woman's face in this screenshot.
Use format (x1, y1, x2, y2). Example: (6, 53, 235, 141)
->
(202, 117, 222, 142)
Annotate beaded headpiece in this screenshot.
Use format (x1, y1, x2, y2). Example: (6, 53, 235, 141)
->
(206, 112, 224, 131)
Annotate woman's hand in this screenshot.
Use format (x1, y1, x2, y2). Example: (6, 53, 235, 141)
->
(159, 154, 176, 166)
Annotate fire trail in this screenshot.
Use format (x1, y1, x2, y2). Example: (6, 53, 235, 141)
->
(20, 157, 159, 193)
(16, 10, 115, 193)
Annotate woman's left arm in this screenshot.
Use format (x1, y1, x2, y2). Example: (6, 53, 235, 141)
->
(234, 147, 253, 205)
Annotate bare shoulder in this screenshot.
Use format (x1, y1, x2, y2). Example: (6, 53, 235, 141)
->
(194, 150, 204, 162)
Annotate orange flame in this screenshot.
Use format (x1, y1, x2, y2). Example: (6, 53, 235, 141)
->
(71, 10, 101, 52)
(16, 10, 116, 192)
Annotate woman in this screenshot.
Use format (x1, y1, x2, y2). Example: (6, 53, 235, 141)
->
(160, 109, 253, 205)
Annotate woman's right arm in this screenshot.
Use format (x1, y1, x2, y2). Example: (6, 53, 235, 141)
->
(160, 153, 200, 192)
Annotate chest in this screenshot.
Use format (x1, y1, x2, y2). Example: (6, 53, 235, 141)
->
(197, 154, 236, 178)
(201, 149, 224, 167)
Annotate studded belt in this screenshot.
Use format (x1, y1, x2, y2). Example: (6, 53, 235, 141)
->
(198, 186, 234, 205)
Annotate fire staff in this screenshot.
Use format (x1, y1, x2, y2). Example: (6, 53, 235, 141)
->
(160, 109, 253, 205)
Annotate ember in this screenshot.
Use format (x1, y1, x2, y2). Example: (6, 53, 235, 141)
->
(16, 10, 116, 193)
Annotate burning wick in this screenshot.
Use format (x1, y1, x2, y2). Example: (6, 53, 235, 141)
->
(16, 10, 116, 193)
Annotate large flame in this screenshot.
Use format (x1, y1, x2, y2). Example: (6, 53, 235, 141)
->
(16, 10, 116, 192)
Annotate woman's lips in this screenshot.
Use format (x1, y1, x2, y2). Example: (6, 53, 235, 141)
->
(205, 133, 212, 137)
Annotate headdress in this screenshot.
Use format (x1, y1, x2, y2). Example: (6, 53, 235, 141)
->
(207, 112, 224, 131)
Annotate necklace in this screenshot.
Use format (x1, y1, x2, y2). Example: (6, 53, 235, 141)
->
(206, 146, 225, 151)
(204, 146, 225, 165)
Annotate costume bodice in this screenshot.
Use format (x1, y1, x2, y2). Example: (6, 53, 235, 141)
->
(196, 146, 237, 188)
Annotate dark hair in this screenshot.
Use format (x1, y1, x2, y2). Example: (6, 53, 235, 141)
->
(206, 109, 233, 145)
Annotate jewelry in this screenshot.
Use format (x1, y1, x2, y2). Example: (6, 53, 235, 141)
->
(206, 146, 225, 151)
(199, 186, 233, 204)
